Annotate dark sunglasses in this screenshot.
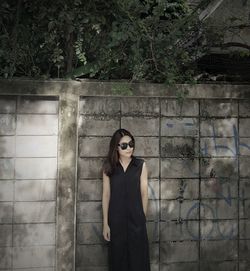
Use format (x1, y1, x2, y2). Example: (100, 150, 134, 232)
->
(118, 140, 135, 150)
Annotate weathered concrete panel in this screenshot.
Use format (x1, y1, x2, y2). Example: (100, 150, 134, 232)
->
(0, 202, 13, 223)
(77, 202, 102, 222)
(161, 179, 199, 200)
(0, 97, 16, 113)
(200, 118, 237, 137)
(133, 137, 159, 157)
(240, 157, 250, 177)
(15, 180, 56, 201)
(0, 114, 15, 135)
(160, 241, 198, 263)
(239, 118, 250, 137)
(78, 158, 103, 179)
(18, 97, 58, 114)
(0, 158, 14, 179)
(78, 115, 119, 136)
(0, 224, 12, 246)
(78, 180, 102, 201)
(148, 179, 159, 200)
(161, 158, 199, 178)
(13, 223, 55, 246)
(161, 118, 198, 136)
(121, 97, 160, 116)
(14, 202, 55, 223)
(16, 136, 57, 157)
(0, 180, 13, 201)
(200, 240, 237, 261)
(239, 138, 250, 156)
(122, 116, 159, 136)
(200, 99, 238, 117)
(0, 247, 12, 268)
(79, 136, 110, 157)
(240, 199, 250, 219)
(16, 115, 58, 135)
(239, 219, 250, 239)
(161, 99, 199, 116)
(200, 261, 237, 271)
(161, 137, 198, 158)
(239, 240, 250, 260)
(15, 158, 57, 179)
(0, 136, 15, 157)
(13, 246, 55, 268)
(239, 101, 250, 117)
(79, 97, 120, 115)
(160, 262, 199, 271)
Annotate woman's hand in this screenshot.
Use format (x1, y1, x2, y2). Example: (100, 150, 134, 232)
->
(103, 223, 111, 241)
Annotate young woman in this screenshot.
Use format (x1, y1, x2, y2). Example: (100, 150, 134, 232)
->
(102, 128, 151, 271)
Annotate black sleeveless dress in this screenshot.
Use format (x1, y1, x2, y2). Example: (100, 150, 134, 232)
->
(107, 155, 151, 271)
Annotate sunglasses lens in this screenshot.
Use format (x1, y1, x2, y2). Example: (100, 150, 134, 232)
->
(119, 140, 134, 150)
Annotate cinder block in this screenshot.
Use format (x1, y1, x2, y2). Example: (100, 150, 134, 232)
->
(78, 158, 103, 179)
(0, 202, 13, 223)
(0, 180, 13, 201)
(15, 180, 56, 201)
(200, 240, 237, 261)
(15, 158, 57, 179)
(78, 180, 102, 201)
(161, 137, 198, 158)
(121, 97, 159, 116)
(121, 116, 159, 136)
(17, 97, 58, 114)
(78, 115, 119, 136)
(14, 202, 55, 223)
(0, 247, 12, 268)
(76, 245, 108, 267)
(200, 199, 238, 219)
(239, 138, 250, 156)
(160, 262, 199, 271)
(0, 97, 16, 113)
(0, 136, 15, 157)
(161, 200, 199, 221)
(240, 157, 250, 178)
(200, 99, 238, 117)
(0, 158, 14, 179)
(16, 115, 58, 135)
(79, 97, 120, 115)
(239, 261, 249, 271)
(161, 99, 199, 116)
(150, 243, 159, 264)
(200, 178, 238, 198)
(79, 137, 110, 157)
(13, 246, 55, 268)
(77, 223, 103, 244)
(240, 179, 250, 199)
(0, 115, 15, 135)
(16, 136, 57, 157)
(200, 261, 237, 271)
(240, 199, 250, 219)
(200, 137, 237, 157)
(0, 225, 12, 246)
(148, 179, 159, 200)
(239, 219, 250, 239)
(160, 241, 198, 263)
(133, 137, 159, 157)
(161, 117, 198, 137)
(161, 158, 199, 178)
(13, 223, 55, 246)
(239, 100, 250, 117)
(200, 158, 238, 178)
(239, 118, 250, 137)
(200, 220, 238, 240)
(77, 202, 102, 222)
(161, 179, 199, 200)
(200, 118, 237, 137)
(146, 221, 159, 242)
(160, 221, 199, 241)
(143, 158, 159, 178)
(147, 199, 159, 221)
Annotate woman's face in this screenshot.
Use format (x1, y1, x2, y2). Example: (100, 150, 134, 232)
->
(117, 135, 134, 158)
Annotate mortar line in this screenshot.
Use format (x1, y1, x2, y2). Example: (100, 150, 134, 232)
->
(159, 97, 161, 271)
(198, 98, 201, 271)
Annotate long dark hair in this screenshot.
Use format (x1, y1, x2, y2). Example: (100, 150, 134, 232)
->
(102, 128, 135, 177)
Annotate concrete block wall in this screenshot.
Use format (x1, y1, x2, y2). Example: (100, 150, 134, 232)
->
(76, 96, 250, 271)
(0, 80, 250, 271)
(0, 95, 58, 270)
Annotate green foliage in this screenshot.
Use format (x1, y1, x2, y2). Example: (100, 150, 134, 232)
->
(0, 0, 210, 82)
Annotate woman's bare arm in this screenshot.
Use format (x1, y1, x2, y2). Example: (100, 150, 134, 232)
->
(140, 161, 149, 216)
(102, 171, 111, 226)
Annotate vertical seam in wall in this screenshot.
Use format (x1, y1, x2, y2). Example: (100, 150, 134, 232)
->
(198, 98, 201, 271)
(73, 93, 80, 271)
(159, 96, 161, 271)
(237, 99, 240, 271)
